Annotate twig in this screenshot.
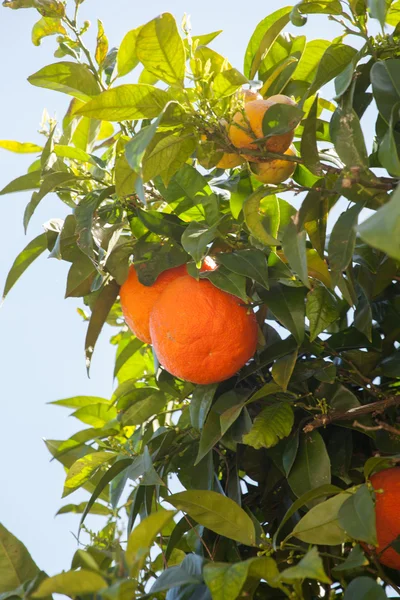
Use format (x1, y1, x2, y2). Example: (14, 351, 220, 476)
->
(303, 395, 400, 433)
(353, 420, 400, 437)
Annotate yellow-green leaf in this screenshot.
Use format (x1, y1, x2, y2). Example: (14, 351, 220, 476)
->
(0, 140, 42, 153)
(0, 523, 39, 593)
(95, 19, 109, 66)
(31, 16, 66, 46)
(63, 451, 117, 497)
(243, 403, 294, 449)
(77, 84, 171, 121)
(32, 570, 107, 597)
(168, 490, 256, 546)
(136, 13, 186, 84)
(117, 26, 142, 77)
(126, 511, 176, 577)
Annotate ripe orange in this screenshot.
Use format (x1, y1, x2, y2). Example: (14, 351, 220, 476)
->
(216, 153, 243, 169)
(250, 144, 297, 184)
(149, 275, 258, 384)
(367, 467, 400, 569)
(120, 264, 187, 343)
(228, 95, 296, 156)
(241, 88, 263, 103)
(120, 258, 216, 343)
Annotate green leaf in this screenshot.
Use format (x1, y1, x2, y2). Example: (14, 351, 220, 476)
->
(243, 403, 294, 449)
(282, 219, 310, 287)
(28, 61, 100, 101)
(24, 172, 79, 232)
(143, 133, 196, 185)
(308, 43, 357, 97)
(77, 84, 170, 121)
(56, 501, 111, 516)
(32, 570, 107, 597)
(271, 349, 298, 390)
(300, 95, 322, 175)
(203, 556, 281, 600)
(79, 458, 133, 529)
(75, 188, 114, 258)
(279, 547, 331, 584)
(243, 188, 279, 246)
(273, 484, 342, 548)
(260, 284, 305, 344)
(136, 13, 185, 84)
(332, 545, 369, 573)
(343, 577, 387, 599)
(31, 16, 66, 46)
(182, 222, 218, 264)
(190, 384, 219, 431)
(216, 250, 269, 289)
(85, 279, 120, 373)
(201, 266, 248, 302)
(378, 103, 400, 176)
(213, 68, 248, 98)
(65, 254, 96, 298)
(126, 511, 176, 577)
(117, 26, 141, 77)
(2, 233, 48, 302)
(168, 490, 256, 546)
(354, 289, 372, 342)
(0, 524, 39, 593)
(338, 484, 377, 545)
(368, 0, 388, 26)
(357, 183, 400, 261)
(0, 140, 42, 153)
(158, 164, 219, 225)
(50, 395, 109, 409)
(290, 39, 330, 86)
(288, 431, 331, 499)
(330, 105, 369, 168)
(244, 7, 293, 79)
(371, 59, 400, 124)
(0, 170, 41, 196)
(121, 392, 166, 425)
(292, 492, 349, 545)
(306, 286, 340, 341)
(386, 0, 400, 24)
(63, 451, 116, 497)
(262, 103, 304, 138)
(328, 203, 361, 274)
(72, 403, 117, 428)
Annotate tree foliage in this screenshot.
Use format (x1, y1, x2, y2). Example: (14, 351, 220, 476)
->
(2, 0, 400, 597)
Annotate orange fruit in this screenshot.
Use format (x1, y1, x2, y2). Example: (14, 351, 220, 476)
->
(149, 275, 258, 384)
(250, 144, 297, 184)
(365, 467, 400, 569)
(228, 95, 296, 156)
(120, 258, 216, 343)
(216, 153, 243, 169)
(241, 89, 263, 103)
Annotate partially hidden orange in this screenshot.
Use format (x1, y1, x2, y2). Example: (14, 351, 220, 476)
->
(149, 275, 258, 384)
(365, 467, 400, 570)
(120, 258, 215, 344)
(250, 144, 297, 184)
(228, 95, 296, 156)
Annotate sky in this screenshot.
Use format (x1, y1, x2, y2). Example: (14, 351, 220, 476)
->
(0, 0, 348, 577)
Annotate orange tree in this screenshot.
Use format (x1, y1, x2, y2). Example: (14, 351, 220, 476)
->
(2, 0, 400, 598)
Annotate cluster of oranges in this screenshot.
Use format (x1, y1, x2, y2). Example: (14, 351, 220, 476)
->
(120, 258, 258, 385)
(213, 89, 298, 184)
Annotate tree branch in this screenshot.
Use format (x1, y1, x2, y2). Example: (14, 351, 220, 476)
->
(303, 395, 400, 433)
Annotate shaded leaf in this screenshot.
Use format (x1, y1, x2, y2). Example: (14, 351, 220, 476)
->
(357, 184, 400, 261)
(85, 280, 120, 373)
(338, 484, 377, 545)
(216, 249, 269, 289)
(243, 403, 294, 449)
(259, 284, 305, 344)
(279, 547, 331, 584)
(328, 203, 361, 274)
(271, 349, 298, 390)
(306, 285, 340, 341)
(282, 219, 309, 287)
(343, 576, 387, 599)
(288, 431, 331, 499)
(292, 492, 349, 545)
(126, 511, 176, 577)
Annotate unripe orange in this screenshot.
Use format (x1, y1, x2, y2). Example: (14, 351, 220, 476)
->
(228, 95, 296, 156)
(250, 145, 297, 184)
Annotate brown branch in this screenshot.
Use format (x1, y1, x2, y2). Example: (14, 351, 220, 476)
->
(353, 420, 400, 436)
(303, 395, 400, 433)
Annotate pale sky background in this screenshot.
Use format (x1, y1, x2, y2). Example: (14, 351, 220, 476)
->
(0, 0, 356, 577)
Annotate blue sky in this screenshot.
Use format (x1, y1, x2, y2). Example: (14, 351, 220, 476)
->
(0, 0, 345, 575)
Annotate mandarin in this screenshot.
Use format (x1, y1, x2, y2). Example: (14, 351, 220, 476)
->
(216, 153, 243, 169)
(149, 275, 258, 384)
(120, 258, 215, 343)
(228, 95, 296, 156)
